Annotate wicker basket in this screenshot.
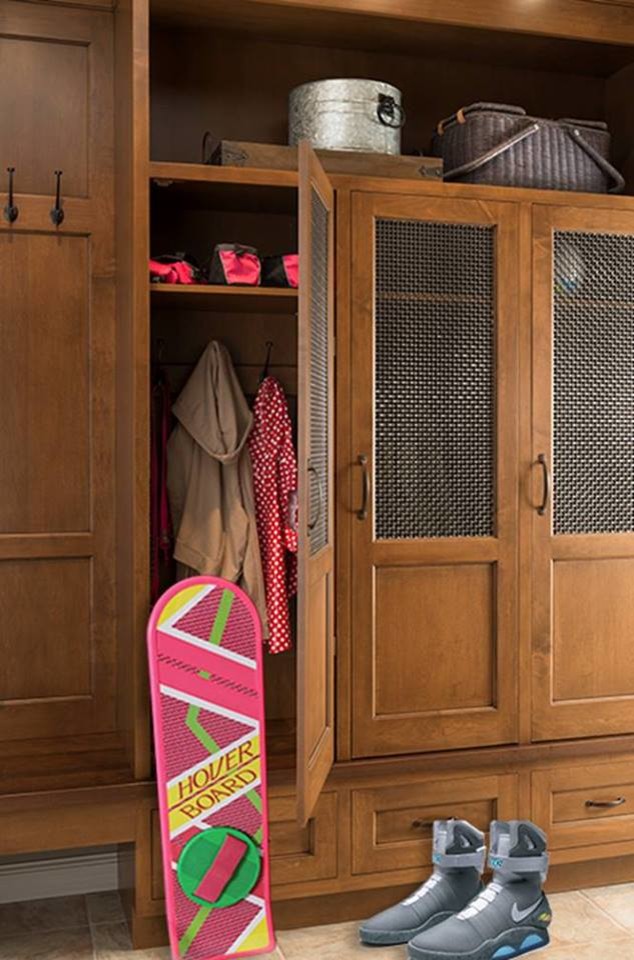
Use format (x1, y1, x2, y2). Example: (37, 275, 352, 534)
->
(432, 102, 624, 194)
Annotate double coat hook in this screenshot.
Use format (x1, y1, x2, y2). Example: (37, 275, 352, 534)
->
(3, 169, 67, 227)
(3, 167, 18, 223)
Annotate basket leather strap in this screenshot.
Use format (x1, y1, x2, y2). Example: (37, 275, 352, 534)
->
(443, 121, 540, 181)
(563, 125, 625, 194)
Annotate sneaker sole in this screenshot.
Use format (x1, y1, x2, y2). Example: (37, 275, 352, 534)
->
(408, 926, 550, 960)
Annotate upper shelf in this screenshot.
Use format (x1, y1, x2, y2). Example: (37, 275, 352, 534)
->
(150, 283, 298, 312)
(149, 0, 634, 76)
(150, 161, 298, 214)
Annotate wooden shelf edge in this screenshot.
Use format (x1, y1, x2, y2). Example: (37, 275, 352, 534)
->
(150, 283, 299, 312)
(151, 283, 297, 298)
(150, 160, 299, 189)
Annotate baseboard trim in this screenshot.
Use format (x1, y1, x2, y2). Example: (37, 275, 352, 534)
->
(0, 850, 129, 904)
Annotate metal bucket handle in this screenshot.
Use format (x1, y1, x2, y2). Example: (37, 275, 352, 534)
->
(377, 93, 406, 129)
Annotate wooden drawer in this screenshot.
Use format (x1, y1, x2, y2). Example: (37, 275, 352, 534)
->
(269, 791, 338, 887)
(351, 773, 518, 876)
(532, 759, 634, 853)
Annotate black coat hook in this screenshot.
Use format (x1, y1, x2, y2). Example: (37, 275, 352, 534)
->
(50, 170, 64, 226)
(259, 340, 274, 383)
(3, 168, 18, 224)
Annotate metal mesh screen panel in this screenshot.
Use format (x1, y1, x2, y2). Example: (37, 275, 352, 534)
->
(374, 218, 495, 540)
(309, 187, 329, 555)
(553, 230, 634, 535)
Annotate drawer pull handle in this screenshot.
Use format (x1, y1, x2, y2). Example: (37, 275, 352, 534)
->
(411, 819, 433, 829)
(585, 797, 626, 809)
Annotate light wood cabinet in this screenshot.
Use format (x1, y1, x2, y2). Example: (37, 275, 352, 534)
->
(351, 772, 519, 877)
(532, 759, 634, 856)
(531, 205, 634, 742)
(347, 192, 520, 758)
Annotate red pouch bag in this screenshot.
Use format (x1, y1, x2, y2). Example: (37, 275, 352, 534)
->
(208, 244, 261, 285)
(261, 254, 299, 288)
(149, 254, 200, 285)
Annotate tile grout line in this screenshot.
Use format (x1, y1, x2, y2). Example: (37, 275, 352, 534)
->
(573, 888, 634, 937)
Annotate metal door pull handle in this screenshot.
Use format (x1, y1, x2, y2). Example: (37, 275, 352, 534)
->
(585, 797, 626, 808)
(536, 453, 549, 516)
(357, 454, 370, 520)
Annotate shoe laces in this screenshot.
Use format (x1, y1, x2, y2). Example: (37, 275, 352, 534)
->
(456, 882, 503, 921)
(402, 872, 443, 906)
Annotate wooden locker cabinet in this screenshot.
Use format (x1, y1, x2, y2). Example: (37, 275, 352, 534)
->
(531, 204, 634, 742)
(146, 147, 337, 827)
(347, 191, 520, 758)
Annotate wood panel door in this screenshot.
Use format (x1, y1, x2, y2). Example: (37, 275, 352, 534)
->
(349, 193, 520, 757)
(532, 206, 634, 741)
(0, 2, 115, 741)
(296, 143, 335, 822)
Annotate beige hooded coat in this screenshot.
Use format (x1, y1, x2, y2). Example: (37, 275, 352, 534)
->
(167, 341, 267, 631)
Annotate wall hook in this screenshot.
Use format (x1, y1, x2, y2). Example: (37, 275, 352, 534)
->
(259, 340, 274, 383)
(3, 167, 18, 224)
(50, 170, 64, 226)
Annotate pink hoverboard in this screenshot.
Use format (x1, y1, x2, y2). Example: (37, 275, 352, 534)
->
(147, 577, 275, 960)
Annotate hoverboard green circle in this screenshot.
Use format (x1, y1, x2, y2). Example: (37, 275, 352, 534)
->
(177, 826, 261, 908)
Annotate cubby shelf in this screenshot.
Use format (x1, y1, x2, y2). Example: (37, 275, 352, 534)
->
(150, 161, 298, 213)
(150, 283, 298, 312)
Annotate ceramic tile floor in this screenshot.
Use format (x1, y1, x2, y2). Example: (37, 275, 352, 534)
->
(1, 887, 634, 959)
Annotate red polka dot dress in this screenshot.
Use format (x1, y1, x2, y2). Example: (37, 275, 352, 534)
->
(248, 376, 298, 654)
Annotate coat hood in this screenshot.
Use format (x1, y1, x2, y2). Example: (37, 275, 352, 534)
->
(172, 340, 252, 463)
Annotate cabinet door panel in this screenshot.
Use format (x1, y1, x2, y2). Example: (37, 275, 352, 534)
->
(532, 207, 634, 741)
(0, 1, 114, 742)
(349, 194, 519, 758)
(0, 234, 90, 533)
(297, 143, 335, 822)
(0, 2, 111, 201)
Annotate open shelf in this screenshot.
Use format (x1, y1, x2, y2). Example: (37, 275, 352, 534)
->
(150, 283, 298, 312)
(150, 161, 298, 213)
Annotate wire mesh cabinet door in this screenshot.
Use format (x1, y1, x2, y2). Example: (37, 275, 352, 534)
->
(349, 192, 520, 758)
(532, 205, 634, 741)
(296, 142, 335, 824)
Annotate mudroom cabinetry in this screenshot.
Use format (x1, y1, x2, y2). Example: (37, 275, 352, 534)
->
(7, 0, 634, 949)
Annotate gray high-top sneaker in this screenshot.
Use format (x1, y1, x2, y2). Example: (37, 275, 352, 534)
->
(359, 820, 486, 946)
(408, 820, 552, 960)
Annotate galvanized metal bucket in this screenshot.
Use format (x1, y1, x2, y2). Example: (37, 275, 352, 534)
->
(289, 79, 404, 155)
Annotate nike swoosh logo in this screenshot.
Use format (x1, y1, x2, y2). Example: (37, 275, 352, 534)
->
(512, 900, 543, 924)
